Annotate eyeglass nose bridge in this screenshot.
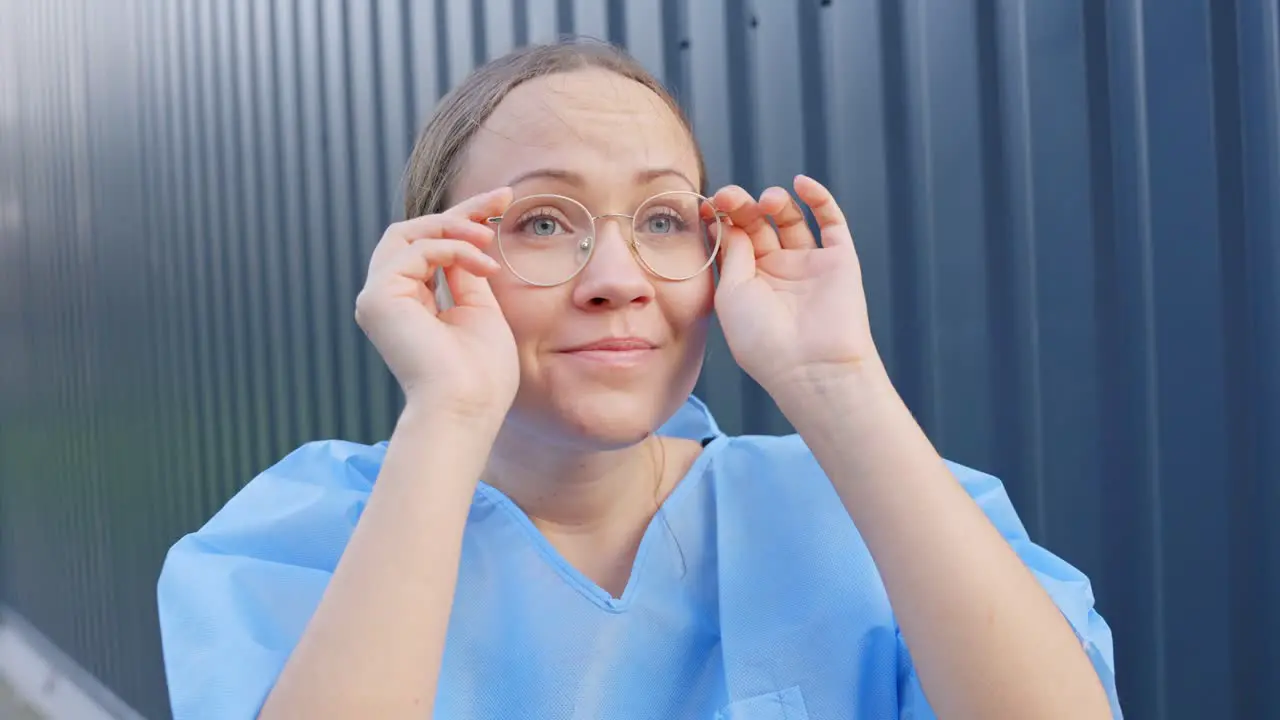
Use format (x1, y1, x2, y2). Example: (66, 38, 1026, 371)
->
(486, 196, 728, 286)
(588, 208, 731, 246)
(587, 212, 642, 253)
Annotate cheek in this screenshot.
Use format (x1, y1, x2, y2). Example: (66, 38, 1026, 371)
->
(487, 274, 559, 349)
(489, 269, 716, 350)
(662, 275, 716, 331)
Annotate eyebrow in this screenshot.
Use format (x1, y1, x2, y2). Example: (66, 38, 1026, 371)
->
(506, 167, 697, 192)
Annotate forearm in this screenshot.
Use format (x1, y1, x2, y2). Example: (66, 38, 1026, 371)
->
(260, 402, 495, 719)
(776, 364, 1111, 720)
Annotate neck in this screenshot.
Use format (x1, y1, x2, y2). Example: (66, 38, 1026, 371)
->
(483, 420, 671, 535)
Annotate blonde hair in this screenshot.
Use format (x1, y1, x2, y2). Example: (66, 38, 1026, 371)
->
(402, 38, 707, 219)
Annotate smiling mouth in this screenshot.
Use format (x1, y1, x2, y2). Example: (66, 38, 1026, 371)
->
(558, 342, 657, 367)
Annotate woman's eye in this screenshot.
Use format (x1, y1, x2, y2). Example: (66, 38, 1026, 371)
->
(644, 213, 682, 234)
(520, 214, 565, 236)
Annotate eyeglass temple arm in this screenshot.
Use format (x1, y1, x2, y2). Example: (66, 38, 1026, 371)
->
(486, 211, 728, 222)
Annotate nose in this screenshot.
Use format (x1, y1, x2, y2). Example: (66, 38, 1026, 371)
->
(570, 215, 655, 309)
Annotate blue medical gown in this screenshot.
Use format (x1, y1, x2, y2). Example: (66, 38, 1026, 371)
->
(157, 396, 1121, 719)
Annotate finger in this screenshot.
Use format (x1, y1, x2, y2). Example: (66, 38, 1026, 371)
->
(370, 187, 510, 268)
(443, 185, 514, 222)
(715, 225, 756, 292)
(700, 198, 728, 267)
(372, 215, 495, 271)
(374, 239, 500, 287)
(443, 263, 502, 310)
(793, 175, 853, 247)
(390, 214, 495, 246)
(758, 186, 815, 250)
(698, 197, 722, 229)
(712, 184, 780, 256)
(699, 197, 719, 221)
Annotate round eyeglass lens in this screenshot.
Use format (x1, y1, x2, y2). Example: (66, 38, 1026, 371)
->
(631, 191, 721, 281)
(496, 194, 595, 286)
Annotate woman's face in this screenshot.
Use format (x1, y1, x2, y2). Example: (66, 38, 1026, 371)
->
(450, 68, 713, 448)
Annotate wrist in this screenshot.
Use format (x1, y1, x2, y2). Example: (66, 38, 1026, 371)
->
(770, 356, 915, 453)
(401, 391, 509, 435)
(768, 354, 894, 417)
(395, 398, 505, 460)
(373, 400, 500, 506)
(774, 361, 944, 507)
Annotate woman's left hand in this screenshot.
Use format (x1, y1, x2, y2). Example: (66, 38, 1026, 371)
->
(711, 175, 880, 399)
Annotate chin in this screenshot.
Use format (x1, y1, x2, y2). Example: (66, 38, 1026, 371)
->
(507, 382, 684, 451)
(552, 389, 670, 449)
(506, 345, 706, 449)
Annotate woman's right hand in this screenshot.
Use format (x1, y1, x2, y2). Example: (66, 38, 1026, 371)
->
(355, 187, 519, 424)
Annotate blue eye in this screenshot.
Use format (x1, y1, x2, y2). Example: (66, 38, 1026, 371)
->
(642, 210, 685, 234)
(516, 212, 569, 237)
(647, 216, 672, 233)
(531, 217, 560, 235)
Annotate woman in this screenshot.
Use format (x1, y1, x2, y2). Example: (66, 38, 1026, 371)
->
(157, 40, 1120, 719)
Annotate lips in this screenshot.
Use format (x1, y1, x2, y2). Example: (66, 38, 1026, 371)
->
(562, 338, 656, 353)
(558, 337, 658, 367)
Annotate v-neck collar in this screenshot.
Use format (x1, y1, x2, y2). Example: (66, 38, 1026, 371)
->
(474, 434, 729, 613)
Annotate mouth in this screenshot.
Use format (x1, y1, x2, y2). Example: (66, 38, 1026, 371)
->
(558, 338, 658, 367)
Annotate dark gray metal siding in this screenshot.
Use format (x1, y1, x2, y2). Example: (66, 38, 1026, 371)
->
(0, 1, 1276, 718)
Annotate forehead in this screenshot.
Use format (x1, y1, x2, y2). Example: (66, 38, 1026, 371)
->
(455, 69, 700, 197)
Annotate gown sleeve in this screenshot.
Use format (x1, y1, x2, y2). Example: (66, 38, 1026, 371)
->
(155, 440, 385, 720)
(895, 461, 1123, 719)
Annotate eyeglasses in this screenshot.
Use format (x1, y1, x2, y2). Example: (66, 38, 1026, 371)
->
(486, 191, 726, 287)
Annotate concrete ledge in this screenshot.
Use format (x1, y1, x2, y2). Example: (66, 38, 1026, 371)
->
(0, 607, 146, 720)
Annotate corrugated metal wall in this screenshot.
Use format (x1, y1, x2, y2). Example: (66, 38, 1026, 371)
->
(0, 0, 1276, 718)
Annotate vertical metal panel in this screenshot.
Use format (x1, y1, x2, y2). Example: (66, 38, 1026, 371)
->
(745, 0, 807, 437)
(272, 0, 316, 447)
(623, 0, 663, 76)
(821, 1, 897, 379)
(445, 0, 478, 85)
(1145, 5, 1233, 717)
(574, 0, 609, 41)
(252, 0, 292, 461)
(236, 0, 275, 473)
(1236, 3, 1280, 716)
(346, 0, 394, 442)
(527, 0, 561, 44)
(1, 1, 1278, 718)
(297, 0, 342, 443)
(410, 0, 443, 117)
(685, 0, 743, 432)
(904, 0, 997, 464)
(485, 0, 520, 58)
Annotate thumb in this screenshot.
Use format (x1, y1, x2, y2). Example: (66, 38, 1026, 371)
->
(446, 186, 514, 223)
(443, 263, 502, 310)
(716, 229, 755, 292)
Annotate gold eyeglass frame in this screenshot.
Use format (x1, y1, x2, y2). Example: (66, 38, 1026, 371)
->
(485, 190, 728, 287)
